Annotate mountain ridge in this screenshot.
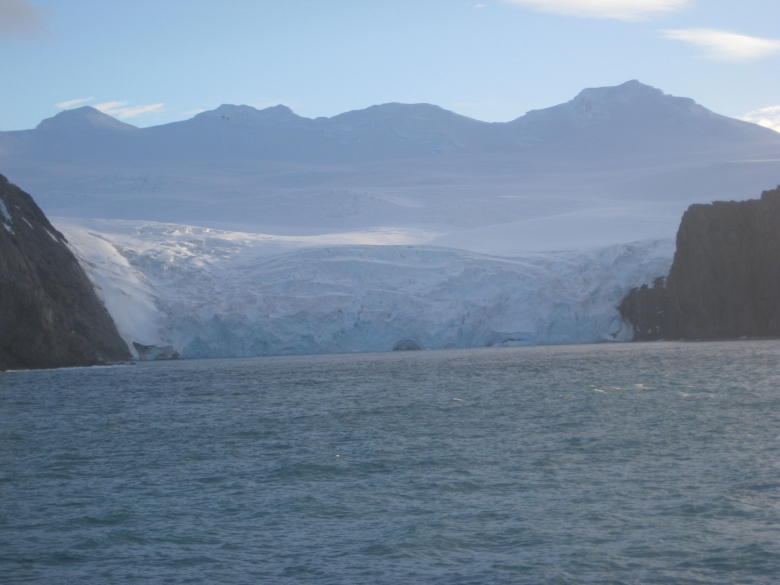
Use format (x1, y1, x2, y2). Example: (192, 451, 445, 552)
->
(9, 80, 777, 143)
(35, 106, 139, 133)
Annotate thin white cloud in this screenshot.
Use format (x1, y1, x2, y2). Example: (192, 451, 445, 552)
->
(502, 0, 690, 21)
(663, 29, 780, 61)
(114, 103, 165, 118)
(56, 97, 94, 109)
(741, 105, 780, 133)
(94, 101, 129, 113)
(0, 0, 48, 41)
(95, 101, 165, 119)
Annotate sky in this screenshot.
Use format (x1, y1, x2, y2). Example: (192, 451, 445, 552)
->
(1, 0, 779, 131)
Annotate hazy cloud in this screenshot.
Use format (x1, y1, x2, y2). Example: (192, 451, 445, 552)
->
(95, 101, 165, 119)
(94, 101, 128, 113)
(55, 97, 93, 109)
(114, 103, 165, 118)
(663, 29, 780, 61)
(741, 105, 780, 133)
(502, 0, 690, 21)
(0, 0, 48, 41)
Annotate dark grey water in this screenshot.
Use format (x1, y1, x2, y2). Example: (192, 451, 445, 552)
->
(2, 342, 780, 584)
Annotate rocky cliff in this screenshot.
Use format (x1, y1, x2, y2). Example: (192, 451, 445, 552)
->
(620, 185, 780, 340)
(0, 175, 131, 370)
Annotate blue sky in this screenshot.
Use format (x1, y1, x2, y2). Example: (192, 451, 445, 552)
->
(1, 0, 779, 131)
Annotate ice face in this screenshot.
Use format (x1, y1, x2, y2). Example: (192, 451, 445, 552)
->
(57, 218, 674, 359)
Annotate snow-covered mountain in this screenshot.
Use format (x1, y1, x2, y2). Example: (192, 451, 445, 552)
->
(1, 80, 778, 252)
(2, 81, 779, 358)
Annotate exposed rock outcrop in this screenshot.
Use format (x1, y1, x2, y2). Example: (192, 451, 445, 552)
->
(133, 342, 180, 361)
(0, 175, 131, 370)
(620, 186, 780, 340)
(618, 277, 668, 341)
(393, 339, 421, 351)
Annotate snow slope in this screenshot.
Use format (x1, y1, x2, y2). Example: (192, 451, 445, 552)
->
(58, 218, 673, 359)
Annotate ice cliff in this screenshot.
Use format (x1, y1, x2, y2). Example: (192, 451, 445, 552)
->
(59, 219, 674, 359)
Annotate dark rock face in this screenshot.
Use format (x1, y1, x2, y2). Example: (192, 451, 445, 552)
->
(0, 175, 131, 370)
(133, 342, 180, 361)
(620, 186, 780, 340)
(618, 277, 668, 341)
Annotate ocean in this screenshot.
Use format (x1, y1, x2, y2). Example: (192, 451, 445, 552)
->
(2, 341, 780, 584)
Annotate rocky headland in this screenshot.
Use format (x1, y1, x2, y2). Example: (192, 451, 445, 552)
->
(620, 185, 780, 341)
(0, 174, 131, 370)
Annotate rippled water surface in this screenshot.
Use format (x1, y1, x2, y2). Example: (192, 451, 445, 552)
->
(2, 342, 780, 584)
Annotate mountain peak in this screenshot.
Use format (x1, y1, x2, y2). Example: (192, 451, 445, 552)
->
(574, 80, 663, 103)
(195, 104, 301, 127)
(568, 80, 707, 119)
(36, 107, 138, 132)
(328, 102, 483, 130)
(513, 80, 714, 134)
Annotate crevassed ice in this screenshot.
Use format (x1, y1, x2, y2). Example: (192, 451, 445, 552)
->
(57, 219, 674, 359)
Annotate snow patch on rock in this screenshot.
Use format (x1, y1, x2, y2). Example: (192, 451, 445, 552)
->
(0, 197, 14, 234)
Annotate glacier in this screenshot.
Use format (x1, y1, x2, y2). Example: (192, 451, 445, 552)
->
(58, 218, 674, 359)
